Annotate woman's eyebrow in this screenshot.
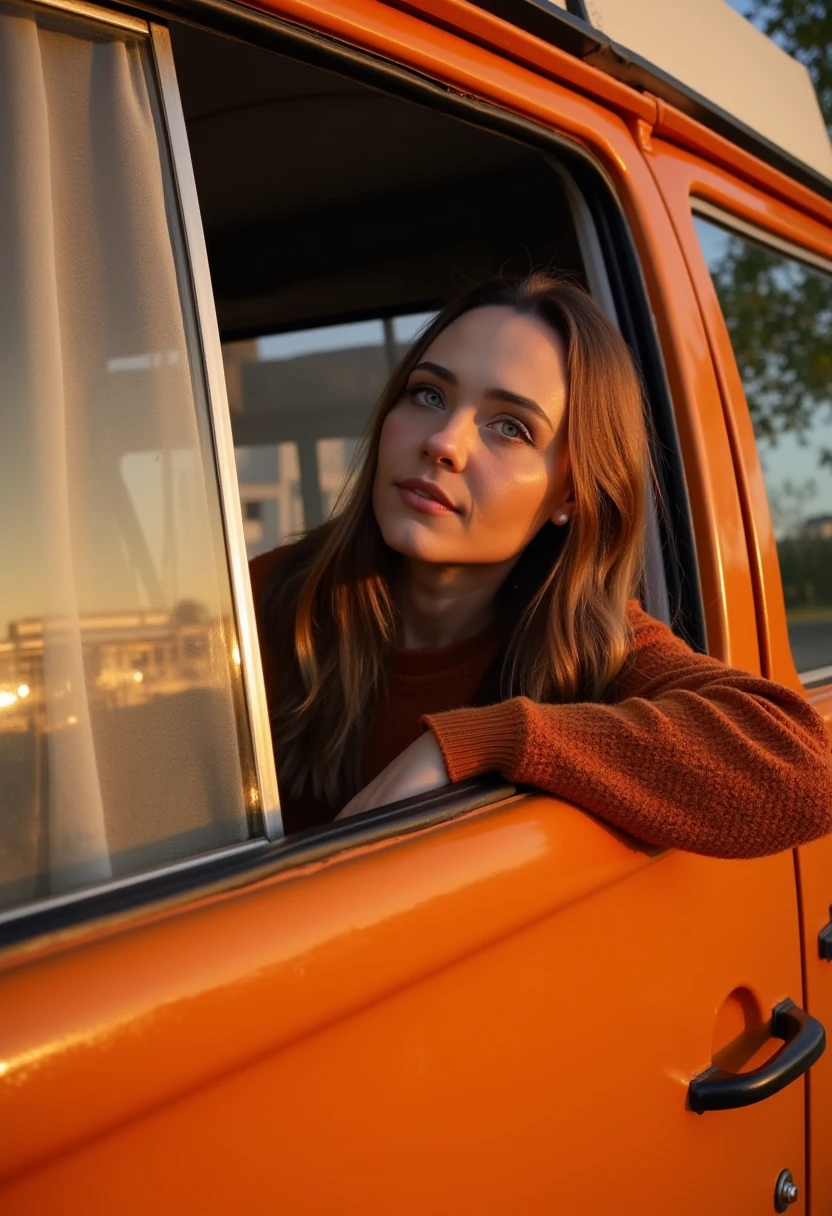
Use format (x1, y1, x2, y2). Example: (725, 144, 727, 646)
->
(484, 388, 554, 432)
(413, 361, 458, 383)
(411, 362, 555, 432)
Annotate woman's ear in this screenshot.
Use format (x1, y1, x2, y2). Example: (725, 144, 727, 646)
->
(550, 483, 575, 528)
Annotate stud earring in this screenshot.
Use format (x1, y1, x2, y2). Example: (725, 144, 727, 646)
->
(556, 511, 569, 525)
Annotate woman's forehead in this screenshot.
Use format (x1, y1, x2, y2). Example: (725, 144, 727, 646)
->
(422, 305, 567, 411)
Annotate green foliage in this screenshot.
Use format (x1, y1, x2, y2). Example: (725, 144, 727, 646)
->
(702, 3, 832, 520)
(777, 534, 832, 607)
(710, 240, 832, 453)
(718, 3, 832, 598)
(743, 0, 831, 132)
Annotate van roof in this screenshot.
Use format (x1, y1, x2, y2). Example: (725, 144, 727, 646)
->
(473, 0, 832, 198)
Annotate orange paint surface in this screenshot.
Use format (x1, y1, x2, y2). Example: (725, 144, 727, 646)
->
(1, 0, 829, 1209)
(647, 140, 832, 1213)
(0, 800, 806, 1212)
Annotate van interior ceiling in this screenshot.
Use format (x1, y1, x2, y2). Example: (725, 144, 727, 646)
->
(168, 22, 587, 340)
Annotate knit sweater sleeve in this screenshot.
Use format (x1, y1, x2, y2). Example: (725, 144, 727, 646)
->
(422, 602, 832, 859)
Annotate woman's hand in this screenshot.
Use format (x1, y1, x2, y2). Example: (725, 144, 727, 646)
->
(336, 730, 450, 820)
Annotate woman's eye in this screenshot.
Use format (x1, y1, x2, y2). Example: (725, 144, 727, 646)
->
(493, 417, 532, 443)
(408, 385, 444, 409)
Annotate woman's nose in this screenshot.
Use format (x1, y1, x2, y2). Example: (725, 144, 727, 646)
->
(423, 414, 471, 470)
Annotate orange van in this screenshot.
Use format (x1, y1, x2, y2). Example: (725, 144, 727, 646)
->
(1, 0, 831, 1211)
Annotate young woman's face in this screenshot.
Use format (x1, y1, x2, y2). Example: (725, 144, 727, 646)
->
(372, 305, 572, 568)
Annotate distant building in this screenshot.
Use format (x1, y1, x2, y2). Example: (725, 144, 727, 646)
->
(0, 608, 230, 732)
(227, 340, 401, 558)
(803, 515, 832, 540)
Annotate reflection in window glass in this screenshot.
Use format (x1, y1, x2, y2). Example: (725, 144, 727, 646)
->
(317, 438, 361, 520)
(235, 443, 303, 557)
(0, 3, 257, 911)
(694, 215, 832, 683)
(259, 319, 385, 361)
(394, 312, 435, 345)
(225, 313, 434, 560)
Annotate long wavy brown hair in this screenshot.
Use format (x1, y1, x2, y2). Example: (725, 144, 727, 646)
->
(262, 273, 651, 808)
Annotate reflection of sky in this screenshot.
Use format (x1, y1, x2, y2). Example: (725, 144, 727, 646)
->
(257, 312, 433, 360)
(693, 215, 832, 534)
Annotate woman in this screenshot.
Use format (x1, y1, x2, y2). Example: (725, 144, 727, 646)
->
(250, 273, 832, 855)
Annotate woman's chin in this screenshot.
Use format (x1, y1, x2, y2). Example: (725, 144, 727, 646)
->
(379, 519, 460, 564)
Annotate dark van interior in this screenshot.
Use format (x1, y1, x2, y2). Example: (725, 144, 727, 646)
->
(169, 23, 586, 339)
(169, 18, 684, 621)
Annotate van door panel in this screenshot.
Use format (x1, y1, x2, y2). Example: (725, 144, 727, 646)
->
(647, 140, 832, 1214)
(0, 797, 806, 1213)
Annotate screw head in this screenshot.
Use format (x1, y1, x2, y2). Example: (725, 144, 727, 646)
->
(774, 1169, 799, 1212)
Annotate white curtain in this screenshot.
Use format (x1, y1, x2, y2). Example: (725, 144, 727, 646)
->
(0, 5, 251, 907)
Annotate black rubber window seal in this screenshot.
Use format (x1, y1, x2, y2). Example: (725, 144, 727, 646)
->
(0, 777, 518, 951)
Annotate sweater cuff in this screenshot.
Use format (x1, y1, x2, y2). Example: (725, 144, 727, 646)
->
(422, 700, 528, 784)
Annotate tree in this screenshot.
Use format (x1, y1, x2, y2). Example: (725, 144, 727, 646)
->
(709, 237, 832, 454)
(743, 0, 831, 133)
(704, 2, 832, 487)
(768, 477, 819, 539)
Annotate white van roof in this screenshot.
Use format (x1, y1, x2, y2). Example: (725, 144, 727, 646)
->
(488, 0, 832, 192)
(577, 0, 832, 183)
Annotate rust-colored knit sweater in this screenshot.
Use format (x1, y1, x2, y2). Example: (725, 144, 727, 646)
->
(250, 547, 832, 857)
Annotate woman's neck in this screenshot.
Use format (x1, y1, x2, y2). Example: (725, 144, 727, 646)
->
(395, 558, 513, 650)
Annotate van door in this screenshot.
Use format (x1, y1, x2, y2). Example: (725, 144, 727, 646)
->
(0, 2, 812, 1212)
(656, 141, 832, 1214)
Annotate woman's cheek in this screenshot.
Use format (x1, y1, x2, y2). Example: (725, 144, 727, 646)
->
(472, 461, 553, 531)
(379, 407, 416, 457)
(375, 413, 406, 494)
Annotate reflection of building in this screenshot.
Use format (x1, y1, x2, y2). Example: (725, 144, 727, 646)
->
(228, 339, 402, 558)
(804, 515, 832, 540)
(0, 607, 232, 730)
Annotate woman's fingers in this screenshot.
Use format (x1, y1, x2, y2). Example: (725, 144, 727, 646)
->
(336, 731, 449, 819)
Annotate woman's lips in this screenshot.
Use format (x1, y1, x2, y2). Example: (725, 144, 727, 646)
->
(396, 481, 458, 515)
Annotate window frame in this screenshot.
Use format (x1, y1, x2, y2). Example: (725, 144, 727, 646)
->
(690, 198, 832, 691)
(150, 21, 281, 838)
(0, 0, 702, 949)
(0, 0, 278, 939)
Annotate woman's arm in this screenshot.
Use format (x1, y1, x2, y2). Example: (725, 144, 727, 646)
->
(422, 603, 832, 859)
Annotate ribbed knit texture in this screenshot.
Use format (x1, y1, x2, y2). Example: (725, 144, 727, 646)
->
(361, 622, 503, 784)
(250, 546, 832, 855)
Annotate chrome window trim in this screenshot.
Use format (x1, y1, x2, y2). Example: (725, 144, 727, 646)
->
(24, 0, 146, 33)
(548, 158, 619, 325)
(0, 777, 518, 949)
(0, 838, 270, 937)
(693, 198, 832, 278)
(150, 22, 282, 839)
(802, 663, 832, 689)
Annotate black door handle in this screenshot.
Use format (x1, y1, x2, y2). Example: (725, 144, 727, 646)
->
(818, 906, 832, 959)
(688, 998, 825, 1114)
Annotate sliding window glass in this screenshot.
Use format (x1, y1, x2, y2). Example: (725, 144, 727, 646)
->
(0, 1, 259, 911)
(694, 213, 832, 687)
